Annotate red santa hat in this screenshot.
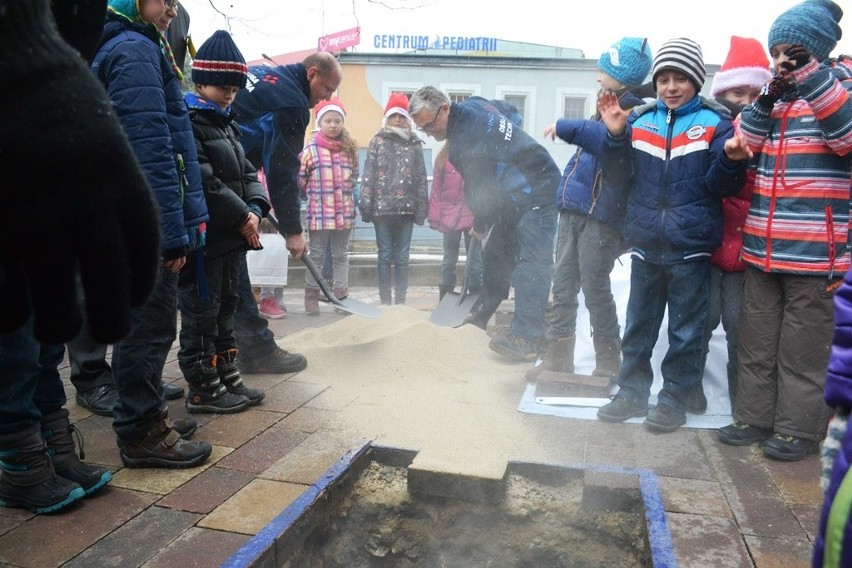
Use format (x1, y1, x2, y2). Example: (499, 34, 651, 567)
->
(315, 96, 346, 122)
(383, 92, 410, 121)
(710, 36, 773, 98)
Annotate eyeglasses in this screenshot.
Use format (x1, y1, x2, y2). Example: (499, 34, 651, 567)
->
(416, 106, 443, 132)
(164, 0, 179, 9)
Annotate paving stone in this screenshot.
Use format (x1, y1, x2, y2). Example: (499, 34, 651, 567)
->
(195, 408, 284, 448)
(259, 380, 328, 414)
(72, 416, 123, 468)
(216, 425, 310, 474)
(791, 503, 822, 542)
(727, 493, 811, 541)
(110, 445, 232, 494)
(763, 455, 824, 506)
(143, 526, 249, 568)
(659, 476, 732, 518)
(633, 428, 714, 480)
(280, 406, 342, 434)
(62, 506, 200, 567)
(408, 453, 508, 504)
(745, 534, 814, 568)
(303, 385, 360, 411)
(261, 430, 367, 485)
(157, 466, 255, 514)
(585, 443, 639, 468)
(668, 512, 752, 567)
(0, 515, 23, 537)
(198, 479, 307, 535)
(0, 487, 157, 567)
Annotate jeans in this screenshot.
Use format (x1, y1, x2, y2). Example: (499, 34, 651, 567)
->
(616, 257, 710, 413)
(374, 216, 414, 304)
(306, 229, 352, 290)
(111, 267, 176, 444)
(66, 320, 112, 394)
(234, 252, 277, 360)
(177, 253, 240, 383)
(700, 268, 744, 409)
(548, 212, 622, 341)
(441, 230, 483, 288)
(478, 205, 557, 343)
(0, 318, 66, 434)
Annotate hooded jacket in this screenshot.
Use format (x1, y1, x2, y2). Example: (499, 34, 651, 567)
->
(91, 11, 208, 258)
(231, 63, 311, 236)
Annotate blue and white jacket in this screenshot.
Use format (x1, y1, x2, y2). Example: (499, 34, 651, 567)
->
(603, 95, 746, 264)
(231, 64, 311, 236)
(555, 91, 645, 229)
(446, 97, 561, 234)
(91, 13, 208, 258)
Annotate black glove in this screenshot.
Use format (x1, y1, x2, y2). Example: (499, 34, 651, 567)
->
(780, 45, 812, 73)
(0, 0, 161, 344)
(756, 76, 794, 109)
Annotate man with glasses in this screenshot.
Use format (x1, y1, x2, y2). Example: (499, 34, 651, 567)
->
(409, 86, 561, 361)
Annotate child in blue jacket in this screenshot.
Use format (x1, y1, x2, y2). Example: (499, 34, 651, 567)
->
(595, 38, 751, 432)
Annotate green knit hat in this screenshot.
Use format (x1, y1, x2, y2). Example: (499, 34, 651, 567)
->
(108, 0, 141, 21)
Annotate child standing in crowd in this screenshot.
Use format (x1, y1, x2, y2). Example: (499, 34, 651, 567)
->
(359, 93, 428, 305)
(427, 141, 483, 300)
(92, 0, 212, 467)
(595, 38, 750, 433)
(694, 36, 772, 415)
(298, 97, 359, 314)
(718, 0, 852, 462)
(534, 36, 652, 383)
(178, 30, 271, 414)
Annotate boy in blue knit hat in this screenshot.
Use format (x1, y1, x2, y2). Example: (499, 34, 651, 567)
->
(178, 30, 272, 414)
(532, 37, 652, 384)
(595, 38, 752, 433)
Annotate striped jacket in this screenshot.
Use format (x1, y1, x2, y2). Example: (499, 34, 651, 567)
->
(739, 57, 852, 277)
(297, 132, 358, 231)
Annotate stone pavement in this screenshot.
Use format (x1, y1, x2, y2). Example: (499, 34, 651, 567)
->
(0, 286, 823, 568)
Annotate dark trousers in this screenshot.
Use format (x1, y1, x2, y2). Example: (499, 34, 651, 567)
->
(178, 253, 240, 383)
(0, 317, 66, 434)
(67, 324, 111, 394)
(111, 267, 176, 444)
(234, 252, 277, 360)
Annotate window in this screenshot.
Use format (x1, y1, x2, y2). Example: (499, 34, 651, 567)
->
(448, 91, 473, 103)
(495, 86, 535, 131)
(562, 96, 588, 119)
(502, 94, 527, 126)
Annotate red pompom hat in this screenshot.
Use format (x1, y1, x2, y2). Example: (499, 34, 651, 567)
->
(383, 92, 410, 121)
(710, 36, 772, 98)
(315, 96, 346, 122)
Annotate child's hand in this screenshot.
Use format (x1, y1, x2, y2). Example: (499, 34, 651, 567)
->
(239, 212, 260, 239)
(756, 76, 793, 108)
(543, 124, 557, 141)
(244, 232, 261, 249)
(780, 45, 812, 73)
(597, 91, 627, 136)
(723, 131, 753, 162)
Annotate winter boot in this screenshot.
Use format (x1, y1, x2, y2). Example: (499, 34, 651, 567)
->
(215, 349, 265, 405)
(118, 420, 212, 469)
(305, 287, 321, 315)
(464, 295, 503, 331)
(525, 335, 576, 381)
(438, 284, 454, 301)
(333, 286, 349, 300)
(592, 334, 622, 384)
(0, 423, 85, 513)
(41, 409, 112, 496)
(186, 359, 250, 414)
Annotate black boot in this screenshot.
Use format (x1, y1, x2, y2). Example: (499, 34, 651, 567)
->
(592, 334, 622, 384)
(41, 409, 112, 496)
(118, 420, 212, 469)
(464, 295, 502, 331)
(525, 335, 576, 381)
(0, 423, 84, 513)
(186, 359, 250, 414)
(215, 349, 265, 405)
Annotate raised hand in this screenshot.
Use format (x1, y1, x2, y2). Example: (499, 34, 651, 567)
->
(597, 91, 628, 136)
(756, 76, 794, 108)
(723, 131, 753, 162)
(780, 45, 812, 73)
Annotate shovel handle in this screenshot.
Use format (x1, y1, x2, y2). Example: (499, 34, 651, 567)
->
(302, 254, 343, 307)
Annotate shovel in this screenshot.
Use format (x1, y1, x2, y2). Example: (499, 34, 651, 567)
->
(429, 238, 481, 327)
(302, 255, 382, 319)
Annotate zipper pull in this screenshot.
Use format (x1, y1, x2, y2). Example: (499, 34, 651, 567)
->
(666, 109, 672, 125)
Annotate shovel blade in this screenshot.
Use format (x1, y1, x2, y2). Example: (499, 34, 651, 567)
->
(332, 297, 383, 319)
(429, 292, 479, 327)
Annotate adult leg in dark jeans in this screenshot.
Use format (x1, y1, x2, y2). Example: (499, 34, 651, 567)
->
(234, 252, 307, 374)
(112, 267, 211, 468)
(67, 327, 116, 416)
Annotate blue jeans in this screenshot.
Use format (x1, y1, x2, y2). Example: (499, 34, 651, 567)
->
(548, 211, 622, 341)
(441, 230, 483, 288)
(178, 253, 240, 383)
(616, 257, 710, 412)
(0, 318, 66, 434)
(374, 216, 414, 304)
(234, 252, 277, 360)
(479, 205, 557, 343)
(111, 267, 176, 444)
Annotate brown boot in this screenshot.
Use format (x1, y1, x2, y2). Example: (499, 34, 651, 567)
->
(525, 335, 576, 381)
(332, 286, 348, 300)
(305, 287, 320, 315)
(592, 334, 621, 384)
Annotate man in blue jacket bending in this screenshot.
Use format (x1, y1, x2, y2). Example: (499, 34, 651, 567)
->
(409, 87, 561, 361)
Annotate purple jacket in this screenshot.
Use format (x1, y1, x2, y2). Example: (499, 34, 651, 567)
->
(427, 158, 474, 233)
(815, 267, 852, 568)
